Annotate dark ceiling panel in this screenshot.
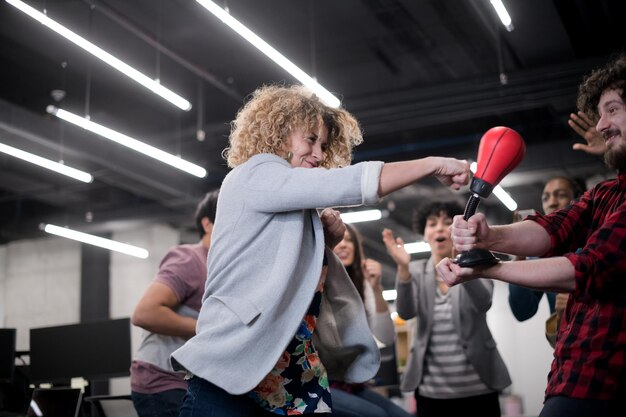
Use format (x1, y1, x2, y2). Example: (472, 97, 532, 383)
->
(0, 0, 621, 273)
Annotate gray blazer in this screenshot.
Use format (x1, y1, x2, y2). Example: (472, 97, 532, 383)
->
(395, 257, 511, 393)
(171, 153, 384, 395)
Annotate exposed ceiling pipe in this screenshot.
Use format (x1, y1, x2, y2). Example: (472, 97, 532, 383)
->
(0, 105, 193, 200)
(84, 0, 243, 102)
(349, 60, 598, 136)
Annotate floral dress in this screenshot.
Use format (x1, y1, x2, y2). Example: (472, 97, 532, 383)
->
(248, 258, 331, 415)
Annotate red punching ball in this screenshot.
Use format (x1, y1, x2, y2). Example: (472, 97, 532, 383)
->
(455, 126, 526, 267)
(471, 126, 526, 198)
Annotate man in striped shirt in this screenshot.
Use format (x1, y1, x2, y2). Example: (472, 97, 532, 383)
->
(437, 52, 626, 417)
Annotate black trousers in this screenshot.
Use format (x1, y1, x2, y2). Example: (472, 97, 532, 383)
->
(539, 395, 626, 417)
(415, 391, 500, 417)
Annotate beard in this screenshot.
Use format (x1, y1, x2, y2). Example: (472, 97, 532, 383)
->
(603, 130, 626, 171)
(602, 129, 626, 172)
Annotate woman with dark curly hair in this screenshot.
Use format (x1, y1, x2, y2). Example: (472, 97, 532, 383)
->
(170, 84, 469, 416)
(383, 201, 510, 417)
(438, 52, 626, 417)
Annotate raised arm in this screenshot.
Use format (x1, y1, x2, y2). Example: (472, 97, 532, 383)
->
(381, 228, 410, 281)
(569, 111, 606, 156)
(363, 258, 395, 346)
(378, 157, 470, 197)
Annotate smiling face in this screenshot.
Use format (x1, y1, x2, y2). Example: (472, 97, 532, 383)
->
(333, 229, 355, 267)
(284, 123, 329, 168)
(423, 212, 454, 258)
(541, 178, 576, 215)
(597, 88, 626, 171)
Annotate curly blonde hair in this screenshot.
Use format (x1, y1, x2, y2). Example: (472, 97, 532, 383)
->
(224, 84, 363, 168)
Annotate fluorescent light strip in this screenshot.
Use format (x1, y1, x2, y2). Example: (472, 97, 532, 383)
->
(29, 400, 43, 417)
(470, 162, 517, 211)
(404, 241, 431, 254)
(340, 209, 382, 224)
(492, 185, 518, 211)
(6, 0, 191, 111)
(383, 290, 397, 301)
(195, 0, 340, 108)
(0, 142, 93, 183)
(490, 0, 514, 32)
(47, 106, 207, 178)
(43, 223, 149, 259)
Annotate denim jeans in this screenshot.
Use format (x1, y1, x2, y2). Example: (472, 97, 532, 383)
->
(131, 389, 186, 417)
(180, 376, 333, 417)
(331, 387, 414, 417)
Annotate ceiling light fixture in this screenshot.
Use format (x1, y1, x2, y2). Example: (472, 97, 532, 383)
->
(47, 106, 207, 178)
(195, 0, 340, 108)
(6, 0, 192, 111)
(492, 184, 518, 211)
(404, 241, 431, 254)
(470, 162, 517, 211)
(0, 142, 93, 183)
(42, 223, 149, 259)
(383, 290, 397, 302)
(340, 209, 382, 224)
(490, 0, 514, 32)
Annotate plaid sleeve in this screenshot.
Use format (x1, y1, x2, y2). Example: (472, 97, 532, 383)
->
(526, 188, 594, 257)
(530, 184, 626, 299)
(564, 201, 626, 299)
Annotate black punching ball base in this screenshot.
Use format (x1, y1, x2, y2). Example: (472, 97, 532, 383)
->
(455, 191, 501, 268)
(454, 248, 500, 268)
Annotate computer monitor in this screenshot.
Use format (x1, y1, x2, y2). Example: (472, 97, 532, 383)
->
(0, 329, 16, 383)
(26, 387, 82, 417)
(29, 318, 131, 384)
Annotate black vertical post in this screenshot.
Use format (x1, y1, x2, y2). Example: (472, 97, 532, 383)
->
(80, 241, 110, 397)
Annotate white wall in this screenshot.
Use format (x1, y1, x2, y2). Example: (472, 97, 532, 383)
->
(0, 246, 6, 327)
(0, 224, 180, 396)
(488, 280, 555, 417)
(0, 237, 81, 350)
(109, 224, 179, 395)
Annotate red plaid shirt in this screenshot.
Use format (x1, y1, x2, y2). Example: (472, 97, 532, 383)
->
(527, 172, 626, 401)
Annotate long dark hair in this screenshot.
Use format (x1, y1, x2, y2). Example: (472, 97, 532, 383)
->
(344, 223, 366, 301)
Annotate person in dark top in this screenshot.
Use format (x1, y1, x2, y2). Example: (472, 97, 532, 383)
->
(507, 176, 583, 347)
(437, 52, 626, 417)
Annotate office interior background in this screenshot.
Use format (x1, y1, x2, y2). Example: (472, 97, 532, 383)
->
(0, 0, 624, 416)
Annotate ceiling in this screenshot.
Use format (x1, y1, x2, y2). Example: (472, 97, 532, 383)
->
(0, 0, 623, 282)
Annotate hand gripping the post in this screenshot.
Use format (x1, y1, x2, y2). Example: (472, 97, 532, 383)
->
(455, 126, 525, 267)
